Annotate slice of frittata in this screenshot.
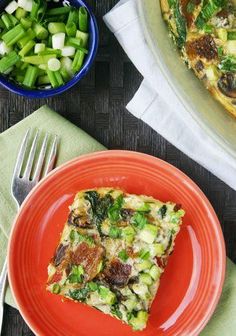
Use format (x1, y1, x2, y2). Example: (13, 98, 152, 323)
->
(47, 188, 184, 331)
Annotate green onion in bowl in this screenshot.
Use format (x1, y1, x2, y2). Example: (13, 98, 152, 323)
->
(0, 0, 89, 89)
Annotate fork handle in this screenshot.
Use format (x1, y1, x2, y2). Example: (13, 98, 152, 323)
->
(0, 260, 7, 332)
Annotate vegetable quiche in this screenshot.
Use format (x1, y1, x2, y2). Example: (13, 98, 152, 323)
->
(160, 0, 236, 117)
(47, 188, 184, 331)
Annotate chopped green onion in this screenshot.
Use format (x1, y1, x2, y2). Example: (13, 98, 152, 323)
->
(23, 54, 57, 65)
(72, 49, 85, 72)
(8, 14, 19, 26)
(0, 18, 5, 29)
(108, 226, 121, 239)
(37, 68, 45, 76)
(35, 0, 47, 21)
(39, 47, 61, 57)
(33, 23, 48, 39)
(118, 249, 129, 262)
(76, 30, 89, 47)
(45, 14, 67, 24)
(23, 65, 38, 87)
(79, 7, 88, 32)
(19, 40, 35, 57)
(67, 8, 78, 26)
(5, 1, 18, 15)
(37, 74, 50, 85)
(48, 22, 66, 34)
(38, 63, 47, 70)
(218, 46, 224, 57)
(66, 37, 88, 53)
(66, 22, 77, 37)
(88, 282, 98, 291)
(46, 7, 71, 16)
(195, 0, 225, 29)
(46, 69, 58, 88)
(54, 70, 64, 86)
(0, 50, 19, 73)
(20, 17, 32, 29)
(2, 14, 13, 30)
(60, 67, 71, 81)
(18, 0, 33, 12)
(16, 74, 24, 83)
(18, 28, 35, 49)
(34, 43, 45, 54)
(0, 1, 90, 90)
(15, 7, 26, 20)
(20, 62, 28, 70)
(60, 56, 73, 76)
(52, 32, 65, 49)
(203, 24, 214, 34)
(47, 35, 52, 48)
(61, 46, 75, 57)
(48, 57, 61, 71)
(30, 0, 41, 20)
(2, 24, 25, 46)
(0, 41, 12, 56)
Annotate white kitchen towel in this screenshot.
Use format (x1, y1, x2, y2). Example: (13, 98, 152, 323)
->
(104, 0, 236, 190)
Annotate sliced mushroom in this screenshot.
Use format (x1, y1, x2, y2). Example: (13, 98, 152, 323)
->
(53, 244, 68, 267)
(68, 210, 92, 228)
(103, 259, 132, 287)
(218, 73, 236, 98)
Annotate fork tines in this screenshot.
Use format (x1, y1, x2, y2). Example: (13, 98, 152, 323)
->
(13, 129, 58, 183)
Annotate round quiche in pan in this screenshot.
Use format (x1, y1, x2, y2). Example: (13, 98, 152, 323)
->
(160, 0, 236, 117)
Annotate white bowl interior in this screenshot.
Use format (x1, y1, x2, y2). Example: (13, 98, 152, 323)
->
(139, 0, 236, 157)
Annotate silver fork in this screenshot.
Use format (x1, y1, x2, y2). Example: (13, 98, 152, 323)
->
(0, 129, 58, 332)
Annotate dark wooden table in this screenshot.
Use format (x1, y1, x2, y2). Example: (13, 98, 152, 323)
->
(1, 1, 236, 335)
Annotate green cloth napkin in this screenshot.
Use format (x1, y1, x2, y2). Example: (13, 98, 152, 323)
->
(0, 105, 235, 336)
(0, 105, 105, 308)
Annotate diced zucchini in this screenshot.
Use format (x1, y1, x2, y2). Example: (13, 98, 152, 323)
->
(149, 243, 165, 257)
(123, 295, 138, 311)
(170, 209, 185, 224)
(139, 249, 150, 260)
(132, 283, 150, 300)
(121, 226, 135, 244)
(135, 260, 152, 272)
(217, 28, 227, 42)
(140, 273, 153, 285)
(129, 311, 149, 331)
(205, 65, 219, 81)
(139, 224, 159, 243)
(226, 40, 236, 55)
(99, 286, 116, 305)
(149, 265, 160, 281)
(120, 287, 133, 296)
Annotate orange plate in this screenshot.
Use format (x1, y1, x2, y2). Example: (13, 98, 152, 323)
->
(8, 151, 226, 336)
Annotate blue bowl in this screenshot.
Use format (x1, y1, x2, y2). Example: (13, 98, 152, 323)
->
(0, 0, 98, 98)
